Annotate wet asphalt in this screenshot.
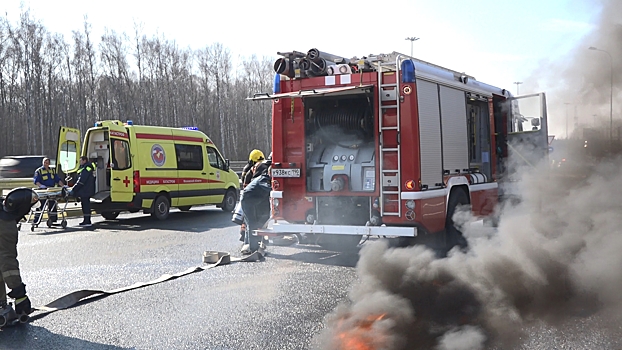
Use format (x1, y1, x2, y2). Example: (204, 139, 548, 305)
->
(0, 207, 620, 350)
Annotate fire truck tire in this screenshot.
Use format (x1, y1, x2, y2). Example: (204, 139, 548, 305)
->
(318, 234, 362, 252)
(220, 189, 237, 213)
(444, 188, 470, 251)
(151, 195, 170, 221)
(101, 211, 120, 220)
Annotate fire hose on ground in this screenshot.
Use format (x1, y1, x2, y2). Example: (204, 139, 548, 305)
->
(2, 251, 263, 326)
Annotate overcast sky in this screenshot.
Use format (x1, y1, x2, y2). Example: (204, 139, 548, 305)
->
(1, 0, 603, 137)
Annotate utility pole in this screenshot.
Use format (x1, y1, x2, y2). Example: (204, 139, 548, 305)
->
(564, 103, 571, 139)
(405, 37, 419, 57)
(588, 47, 613, 152)
(513, 82, 523, 95)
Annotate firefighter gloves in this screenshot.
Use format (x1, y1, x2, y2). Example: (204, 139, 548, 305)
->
(8, 283, 31, 315)
(13, 296, 31, 315)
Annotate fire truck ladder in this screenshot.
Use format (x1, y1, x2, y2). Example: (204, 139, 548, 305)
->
(375, 54, 406, 217)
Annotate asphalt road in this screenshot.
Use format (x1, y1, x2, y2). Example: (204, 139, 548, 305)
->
(1, 207, 358, 350)
(1, 207, 621, 349)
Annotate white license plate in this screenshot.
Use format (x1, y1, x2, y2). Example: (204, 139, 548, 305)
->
(271, 168, 300, 177)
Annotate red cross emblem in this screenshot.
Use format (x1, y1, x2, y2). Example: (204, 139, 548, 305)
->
(123, 176, 130, 187)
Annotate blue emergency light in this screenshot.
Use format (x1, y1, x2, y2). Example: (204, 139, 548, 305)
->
(182, 126, 199, 131)
(126, 120, 133, 125)
(401, 59, 415, 83)
(273, 74, 281, 94)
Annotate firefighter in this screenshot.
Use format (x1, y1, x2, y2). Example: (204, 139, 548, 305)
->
(241, 149, 265, 188)
(0, 188, 40, 322)
(237, 150, 265, 243)
(240, 164, 272, 255)
(33, 157, 64, 223)
(68, 156, 96, 227)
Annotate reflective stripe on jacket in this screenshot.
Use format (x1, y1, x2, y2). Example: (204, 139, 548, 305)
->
(34, 166, 60, 187)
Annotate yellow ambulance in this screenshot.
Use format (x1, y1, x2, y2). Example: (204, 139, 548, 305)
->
(56, 120, 239, 220)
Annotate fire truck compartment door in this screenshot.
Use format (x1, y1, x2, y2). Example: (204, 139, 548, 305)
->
(108, 124, 134, 203)
(247, 85, 374, 100)
(507, 92, 549, 169)
(57, 126, 81, 175)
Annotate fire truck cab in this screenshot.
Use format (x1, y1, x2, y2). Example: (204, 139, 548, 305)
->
(250, 49, 548, 251)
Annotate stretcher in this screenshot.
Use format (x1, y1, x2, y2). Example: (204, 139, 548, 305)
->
(21, 187, 72, 232)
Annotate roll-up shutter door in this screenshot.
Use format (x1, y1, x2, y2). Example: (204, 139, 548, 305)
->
(416, 80, 443, 189)
(439, 86, 468, 174)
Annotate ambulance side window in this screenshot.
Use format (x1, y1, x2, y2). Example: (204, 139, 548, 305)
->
(111, 139, 131, 170)
(206, 147, 226, 170)
(175, 144, 203, 170)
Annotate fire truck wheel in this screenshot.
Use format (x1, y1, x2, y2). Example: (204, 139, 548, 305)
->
(220, 189, 237, 213)
(101, 211, 120, 220)
(151, 195, 170, 221)
(318, 234, 362, 252)
(444, 189, 470, 252)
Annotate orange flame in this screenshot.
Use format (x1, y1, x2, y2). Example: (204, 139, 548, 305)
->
(335, 313, 388, 350)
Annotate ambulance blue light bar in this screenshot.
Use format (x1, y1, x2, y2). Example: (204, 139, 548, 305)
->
(126, 120, 133, 125)
(181, 126, 199, 130)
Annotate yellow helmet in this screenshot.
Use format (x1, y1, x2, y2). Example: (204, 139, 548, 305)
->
(249, 149, 265, 163)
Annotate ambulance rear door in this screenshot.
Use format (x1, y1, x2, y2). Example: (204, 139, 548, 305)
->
(108, 124, 133, 202)
(56, 126, 81, 176)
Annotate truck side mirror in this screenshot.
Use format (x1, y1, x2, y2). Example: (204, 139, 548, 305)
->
(225, 159, 230, 170)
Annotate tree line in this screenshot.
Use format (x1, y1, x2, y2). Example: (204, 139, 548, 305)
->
(0, 10, 274, 162)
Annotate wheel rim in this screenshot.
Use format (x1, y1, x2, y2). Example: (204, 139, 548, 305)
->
(157, 200, 168, 215)
(226, 192, 235, 209)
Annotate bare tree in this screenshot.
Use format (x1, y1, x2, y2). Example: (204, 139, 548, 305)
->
(0, 8, 274, 162)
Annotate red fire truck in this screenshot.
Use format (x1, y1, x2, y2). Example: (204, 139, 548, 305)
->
(249, 48, 548, 251)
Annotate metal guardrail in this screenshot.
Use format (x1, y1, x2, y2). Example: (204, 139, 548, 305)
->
(0, 178, 38, 195)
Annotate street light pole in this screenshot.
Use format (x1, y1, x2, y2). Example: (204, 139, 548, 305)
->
(405, 37, 419, 57)
(564, 102, 571, 139)
(588, 46, 614, 150)
(513, 81, 523, 95)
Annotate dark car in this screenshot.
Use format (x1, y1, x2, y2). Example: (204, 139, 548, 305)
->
(0, 155, 52, 179)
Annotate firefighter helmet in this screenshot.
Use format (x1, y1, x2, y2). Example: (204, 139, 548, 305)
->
(249, 149, 265, 163)
(2, 187, 39, 216)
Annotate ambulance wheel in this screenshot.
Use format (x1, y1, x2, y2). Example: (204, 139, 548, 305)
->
(221, 189, 237, 213)
(101, 211, 120, 220)
(444, 188, 470, 253)
(318, 234, 362, 252)
(178, 206, 192, 211)
(61, 220, 67, 229)
(151, 196, 170, 221)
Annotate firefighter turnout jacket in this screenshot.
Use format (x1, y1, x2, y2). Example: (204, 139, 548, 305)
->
(0, 216, 23, 303)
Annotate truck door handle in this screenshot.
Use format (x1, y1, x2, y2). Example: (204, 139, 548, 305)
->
(113, 178, 121, 181)
(202, 172, 207, 175)
(210, 172, 214, 175)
